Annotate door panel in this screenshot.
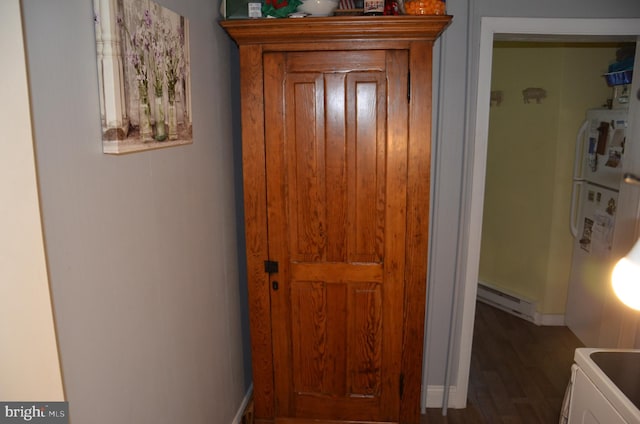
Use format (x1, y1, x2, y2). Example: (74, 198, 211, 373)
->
(347, 73, 386, 263)
(285, 71, 327, 261)
(264, 50, 409, 422)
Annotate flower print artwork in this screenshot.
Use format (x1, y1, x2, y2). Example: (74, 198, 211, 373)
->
(93, 0, 192, 154)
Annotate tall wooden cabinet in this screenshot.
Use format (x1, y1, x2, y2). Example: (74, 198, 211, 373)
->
(221, 16, 451, 424)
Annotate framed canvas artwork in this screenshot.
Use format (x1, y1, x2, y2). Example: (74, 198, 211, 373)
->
(94, 0, 193, 154)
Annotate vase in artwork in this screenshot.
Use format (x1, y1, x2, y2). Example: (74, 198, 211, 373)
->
(167, 85, 178, 140)
(154, 94, 167, 141)
(167, 92, 177, 141)
(168, 102, 178, 140)
(138, 85, 153, 142)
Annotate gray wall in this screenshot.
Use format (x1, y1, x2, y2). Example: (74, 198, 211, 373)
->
(22, 1, 250, 422)
(426, 0, 640, 387)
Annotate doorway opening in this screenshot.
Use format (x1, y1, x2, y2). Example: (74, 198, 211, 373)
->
(452, 17, 640, 410)
(479, 40, 631, 327)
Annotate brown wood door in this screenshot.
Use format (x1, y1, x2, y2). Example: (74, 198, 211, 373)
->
(264, 49, 410, 423)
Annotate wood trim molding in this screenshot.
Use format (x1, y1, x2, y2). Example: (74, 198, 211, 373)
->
(400, 40, 433, 424)
(221, 16, 451, 45)
(238, 43, 275, 419)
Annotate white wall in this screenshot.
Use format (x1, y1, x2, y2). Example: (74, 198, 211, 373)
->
(0, 0, 64, 401)
(424, 0, 640, 408)
(21, 0, 248, 422)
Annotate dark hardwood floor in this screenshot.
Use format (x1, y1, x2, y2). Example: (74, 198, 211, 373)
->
(423, 301, 583, 423)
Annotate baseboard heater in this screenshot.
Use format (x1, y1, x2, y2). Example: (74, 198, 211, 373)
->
(476, 282, 536, 323)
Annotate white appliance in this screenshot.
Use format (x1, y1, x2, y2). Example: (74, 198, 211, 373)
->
(566, 108, 629, 347)
(565, 348, 640, 423)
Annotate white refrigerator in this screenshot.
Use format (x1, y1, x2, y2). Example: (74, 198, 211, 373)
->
(566, 108, 629, 347)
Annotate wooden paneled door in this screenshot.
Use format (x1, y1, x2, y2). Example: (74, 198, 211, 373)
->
(264, 50, 408, 422)
(220, 15, 452, 424)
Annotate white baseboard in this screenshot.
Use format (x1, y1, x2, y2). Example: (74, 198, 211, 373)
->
(477, 281, 567, 327)
(423, 385, 466, 410)
(533, 312, 566, 326)
(477, 281, 536, 323)
(231, 384, 253, 424)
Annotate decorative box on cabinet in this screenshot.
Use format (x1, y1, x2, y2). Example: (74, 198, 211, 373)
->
(221, 16, 451, 424)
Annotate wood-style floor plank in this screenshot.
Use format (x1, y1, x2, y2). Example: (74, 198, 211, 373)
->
(423, 301, 583, 423)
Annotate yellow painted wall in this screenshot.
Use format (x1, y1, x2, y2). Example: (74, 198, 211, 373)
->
(480, 42, 619, 315)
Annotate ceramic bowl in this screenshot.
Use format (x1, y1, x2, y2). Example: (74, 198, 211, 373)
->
(297, 0, 340, 16)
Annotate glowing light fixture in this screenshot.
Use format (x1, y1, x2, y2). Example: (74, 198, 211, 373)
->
(612, 173, 640, 310)
(612, 238, 640, 311)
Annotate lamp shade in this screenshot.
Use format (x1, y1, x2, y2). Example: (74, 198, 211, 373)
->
(612, 238, 640, 311)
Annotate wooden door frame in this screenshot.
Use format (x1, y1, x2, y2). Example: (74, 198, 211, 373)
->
(221, 16, 452, 424)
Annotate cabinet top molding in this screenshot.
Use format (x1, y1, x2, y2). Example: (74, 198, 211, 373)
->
(220, 15, 452, 45)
